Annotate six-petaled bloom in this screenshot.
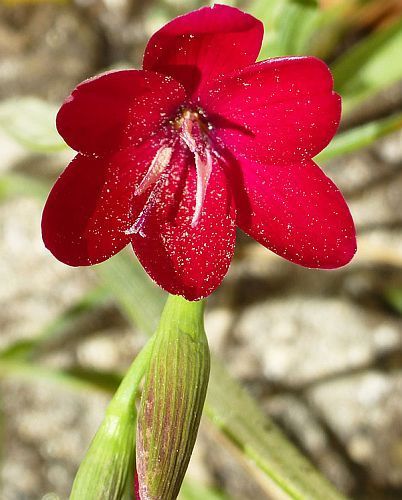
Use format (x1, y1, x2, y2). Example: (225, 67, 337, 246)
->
(42, 4, 356, 301)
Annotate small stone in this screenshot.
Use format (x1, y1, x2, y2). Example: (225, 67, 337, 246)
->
(234, 298, 402, 386)
(307, 371, 402, 487)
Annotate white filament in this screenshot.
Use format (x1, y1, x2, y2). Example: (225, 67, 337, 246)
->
(192, 148, 212, 227)
(135, 146, 173, 196)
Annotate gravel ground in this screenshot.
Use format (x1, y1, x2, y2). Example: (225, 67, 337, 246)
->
(1, 1, 402, 499)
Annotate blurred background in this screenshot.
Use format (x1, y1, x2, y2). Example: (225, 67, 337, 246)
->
(1, 0, 402, 498)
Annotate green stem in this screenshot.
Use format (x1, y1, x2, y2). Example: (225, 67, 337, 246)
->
(107, 332, 156, 414)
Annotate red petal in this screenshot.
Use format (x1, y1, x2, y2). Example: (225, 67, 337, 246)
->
(130, 147, 236, 300)
(143, 4, 263, 95)
(42, 135, 167, 266)
(56, 69, 186, 155)
(200, 57, 341, 162)
(234, 158, 356, 268)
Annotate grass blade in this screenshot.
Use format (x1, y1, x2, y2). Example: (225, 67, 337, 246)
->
(332, 18, 402, 114)
(249, 0, 332, 59)
(0, 359, 112, 393)
(316, 112, 402, 163)
(205, 359, 347, 500)
(96, 252, 166, 334)
(0, 286, 110, 361)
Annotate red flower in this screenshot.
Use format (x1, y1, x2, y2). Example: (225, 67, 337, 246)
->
(42, 4, 356, 300)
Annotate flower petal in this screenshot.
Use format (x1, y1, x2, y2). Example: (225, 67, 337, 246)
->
(56, 69, 186, 155)
(143, 4, 263, 95)
(200, 57, 341, 162)
(42, 135, 168, 266)
(234, 158, 356, 268)
(130, 147, 236, 300)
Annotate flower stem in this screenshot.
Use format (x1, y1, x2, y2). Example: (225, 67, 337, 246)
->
(106, 333, 156, 414)
(158, 294, 205, 334)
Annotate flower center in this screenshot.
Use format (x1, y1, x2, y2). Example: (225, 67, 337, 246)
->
(127, 106, 215, 237)
(173, 107, 212, 133)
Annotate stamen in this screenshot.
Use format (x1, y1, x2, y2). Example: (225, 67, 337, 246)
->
(125, 206, 147, 237)
(125, 179, 165, 238)
(192, 148, 213, 227)
(181, 118, 197, 153)
(135, 146, 173, 196)
(126, 147, 172, 237)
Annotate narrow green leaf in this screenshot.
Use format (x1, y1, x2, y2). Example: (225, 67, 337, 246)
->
(205, 359, 347, 500)
(250, 0, 322, 59)
(66, 367, 124, 393)
(0, 339, 41, 362)
(332, 18, 402, 113)
(137, 296, 210, 500)
(0, 286, 110, 361)
(0, 359, 109, 393)
(316, 112, 402, 163)
(0, 97, 69, 153)
(96, 252, 166, 335)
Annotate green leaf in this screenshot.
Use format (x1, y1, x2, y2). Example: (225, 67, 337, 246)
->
(206, 359, 347, 500)
(0, 97, 69, 153)
(0, 358, 109, 393)
(316, 112, 402, 163)
(66, 367, 124, 393)
(332, 18, 402, 113)
(96, 252, 166, 334)
(249, 0, 323, 59)
(0, 286, 110, 361)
